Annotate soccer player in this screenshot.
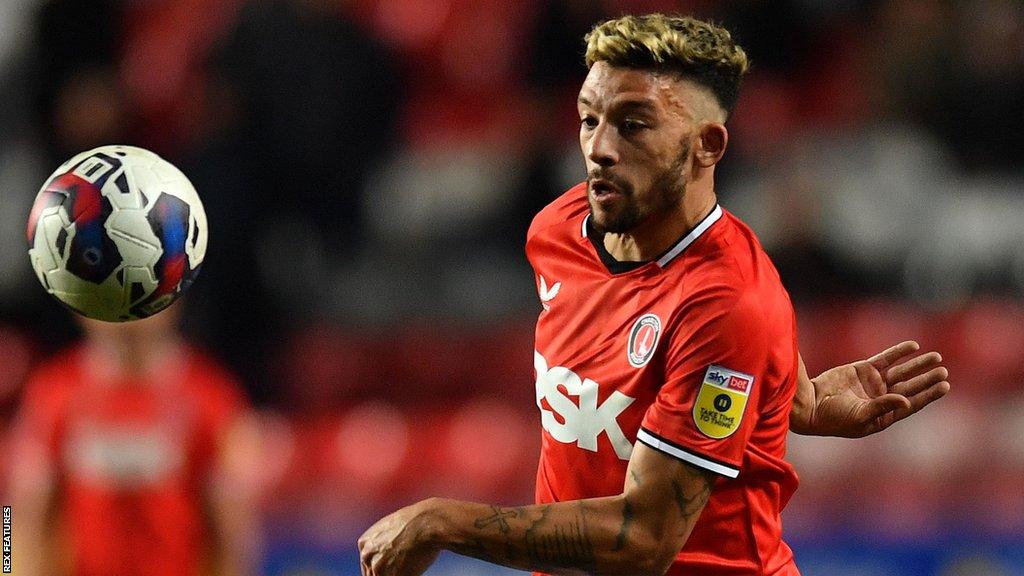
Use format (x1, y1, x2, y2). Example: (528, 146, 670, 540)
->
(358, 14, 950, 576)
(8, 305, 260, 576)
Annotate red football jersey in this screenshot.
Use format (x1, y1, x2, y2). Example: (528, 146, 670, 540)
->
(527, 183, 800, 575)
(12, 345, 246, 576)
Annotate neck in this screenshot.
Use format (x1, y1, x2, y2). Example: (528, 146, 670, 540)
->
(86, 333, 179, 381)
(602, 181, 717, 262)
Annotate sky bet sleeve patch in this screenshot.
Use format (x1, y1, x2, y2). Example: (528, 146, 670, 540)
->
(693, 365, 754, 439)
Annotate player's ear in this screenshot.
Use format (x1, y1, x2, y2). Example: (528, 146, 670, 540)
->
(695, 123, 728, 167)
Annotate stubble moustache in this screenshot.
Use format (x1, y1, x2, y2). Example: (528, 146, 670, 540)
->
(588, 142, 690, 235)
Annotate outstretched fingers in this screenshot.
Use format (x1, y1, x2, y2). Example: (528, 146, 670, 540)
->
(889, 366, 949, 397)
(886, 351, 944, 386)
(875, 377, 950, 432)
(867, 341, 920, 370)
(897, 377, 951, 415)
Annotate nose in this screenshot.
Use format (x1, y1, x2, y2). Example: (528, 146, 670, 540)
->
(585, 123, 619, 167)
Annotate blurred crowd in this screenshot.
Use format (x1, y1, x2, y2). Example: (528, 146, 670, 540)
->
(0, 0, 1021, 575)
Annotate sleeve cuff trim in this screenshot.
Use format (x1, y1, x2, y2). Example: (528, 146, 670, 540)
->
(636, 428, 740, 478)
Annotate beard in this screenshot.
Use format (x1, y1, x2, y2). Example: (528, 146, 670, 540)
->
(588, 143, 690, 235)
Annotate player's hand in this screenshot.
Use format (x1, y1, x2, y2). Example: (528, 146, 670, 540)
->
(793, 341, 950, 438)
(358, 499, 441, 576)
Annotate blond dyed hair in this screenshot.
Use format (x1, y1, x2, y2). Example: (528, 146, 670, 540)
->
(585, 14, 750, 117)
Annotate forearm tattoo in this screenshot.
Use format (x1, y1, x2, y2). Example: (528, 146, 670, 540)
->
(612, 499, 634, 552)
(524, 502, 595, 570)
(670, 467, 714, 528)
(453, 466, 713, 572)
(453, 502, 597, 573)
(473, 505, 520, 534)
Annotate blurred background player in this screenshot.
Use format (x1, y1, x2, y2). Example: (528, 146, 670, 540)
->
(7, 303, 261, 576)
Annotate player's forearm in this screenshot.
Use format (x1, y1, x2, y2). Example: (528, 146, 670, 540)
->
(208, 482, 262, 575)
(213, 524, 260, 576)
(420, 496, 677, 576)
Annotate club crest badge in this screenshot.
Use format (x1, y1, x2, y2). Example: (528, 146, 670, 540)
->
(693, 365, 753, 439)
(627, 314, 661, 368)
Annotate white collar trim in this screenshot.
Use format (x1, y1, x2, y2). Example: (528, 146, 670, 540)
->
(656, 204, 723, 267)
(580, 204, 723, 268)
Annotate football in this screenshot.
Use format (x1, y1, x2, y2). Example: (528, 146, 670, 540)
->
(26, 145, 207, 322)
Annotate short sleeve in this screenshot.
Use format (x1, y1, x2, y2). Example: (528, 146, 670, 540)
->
(638, 286, 768, 478)
(187, 354, 250, 471)
(204, 376, 247, 436)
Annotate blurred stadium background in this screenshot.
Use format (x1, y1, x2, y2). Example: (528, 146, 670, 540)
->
(0, 0, 1022, 574)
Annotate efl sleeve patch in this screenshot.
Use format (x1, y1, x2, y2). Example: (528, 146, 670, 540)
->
(693, 365, 754, 439)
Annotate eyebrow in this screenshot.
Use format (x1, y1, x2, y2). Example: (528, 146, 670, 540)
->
(615, 99, 657, 113)
(577, 95, 658, 114)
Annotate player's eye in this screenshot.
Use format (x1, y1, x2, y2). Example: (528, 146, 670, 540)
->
(621, 119, 647, 132)
(581, 115, 598, 130)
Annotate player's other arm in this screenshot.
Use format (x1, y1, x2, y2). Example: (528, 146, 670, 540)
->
(358, 442, 715, 576)
(201, 375, 264, 576)
(206, 412, 262, 576)
(790, 342, 951, 437)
